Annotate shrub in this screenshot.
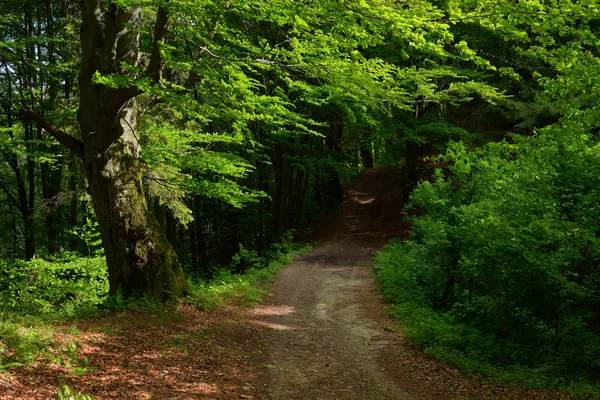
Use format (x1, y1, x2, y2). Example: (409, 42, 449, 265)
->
(0, 256, 108, 317)
(375, 128, 600, 396)
(188, 232, 309, 309)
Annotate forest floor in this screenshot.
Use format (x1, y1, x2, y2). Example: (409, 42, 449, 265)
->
(0, 166, 574, 399)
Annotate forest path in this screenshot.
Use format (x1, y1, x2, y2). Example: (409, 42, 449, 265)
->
(248, 166, 414, 399)
(0, 167, 572, 399)
(246, 166, 570, 400)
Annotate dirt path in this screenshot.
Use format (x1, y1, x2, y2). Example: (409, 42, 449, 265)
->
(247, 166, 571, 400)
(248, 166, 413, 399)
(249, 249, 411, 399)
(0, 166, 574, 399)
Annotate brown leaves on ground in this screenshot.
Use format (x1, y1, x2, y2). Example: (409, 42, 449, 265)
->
(0, 304, 265, 399)
(0, 295, 577, 400)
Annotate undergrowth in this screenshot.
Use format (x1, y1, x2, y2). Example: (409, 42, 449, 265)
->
(186, 233, 310, 310)
(374, 133, 600, 399)
(375, 239, 600, 399)
(0, 233, 307, 379)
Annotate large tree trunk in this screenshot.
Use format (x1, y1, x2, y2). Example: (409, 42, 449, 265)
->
(78, 1, 188, 300)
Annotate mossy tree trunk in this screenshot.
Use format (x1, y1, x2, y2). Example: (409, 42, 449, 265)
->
(25, 1, 189, 300)
(78, 1, 188, 300)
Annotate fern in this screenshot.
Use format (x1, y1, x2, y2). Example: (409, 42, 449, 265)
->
(103, 286, 126, 310)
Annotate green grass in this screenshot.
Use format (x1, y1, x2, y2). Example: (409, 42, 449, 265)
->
(0, 313, 55, 370)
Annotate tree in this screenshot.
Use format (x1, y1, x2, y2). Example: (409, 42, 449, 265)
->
(13, 0, 510, 300)
(23, 1, 188, 300)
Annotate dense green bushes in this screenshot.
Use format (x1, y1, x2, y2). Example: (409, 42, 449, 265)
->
(0, 255, 108, 317)
(375, 128, 600, 395)
(188, 232, 309, 309)
(0, 231, 305, 317)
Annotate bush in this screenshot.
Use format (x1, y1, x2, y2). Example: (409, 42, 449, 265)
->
(188, 232, 309, 310)
(0, 256, 108, 317)
(375, 128, 600, 396)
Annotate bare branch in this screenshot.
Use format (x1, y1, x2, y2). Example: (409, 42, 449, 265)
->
(197, 45, 305, 69)
(21, 101, 85, 161)
(0, 178, 23, 214)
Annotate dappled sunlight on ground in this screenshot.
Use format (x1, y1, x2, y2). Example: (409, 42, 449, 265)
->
(248, 305, 297, 330)
(251, 320, 296, 331)
(250, 305, 295, 316)
(0, 305, 266, 399)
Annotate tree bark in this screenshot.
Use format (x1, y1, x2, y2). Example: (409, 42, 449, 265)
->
(1, 70, 35, 260)
(194, 195, 208, 267)
(272, 143, 291, 240)
(360, 141, 374, 169)
(40, 0, 64, 255)
(68, 155, 79, 252)
(76, 1, 187, 300)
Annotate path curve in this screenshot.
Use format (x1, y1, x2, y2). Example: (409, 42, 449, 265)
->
(250, 166, 412, 399)
(246, 166, 571, 400)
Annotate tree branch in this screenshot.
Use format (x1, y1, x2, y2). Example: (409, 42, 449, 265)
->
(21, 101, 85, 161)
(0, 177, 23, 214)
(146, 4, 170, 84)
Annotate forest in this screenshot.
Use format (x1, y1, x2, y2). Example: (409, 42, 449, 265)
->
(0, 0, 599, 398)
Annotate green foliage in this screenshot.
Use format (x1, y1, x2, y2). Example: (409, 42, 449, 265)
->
(102, 287, 126, 311)
(0, 315, 53, 369)
(188, 232, 309, 310)
(0, 256, 108, 317)
(375, 126, 600, 396)
(55, 385, 94, 400)
(68, 194, 104, 257)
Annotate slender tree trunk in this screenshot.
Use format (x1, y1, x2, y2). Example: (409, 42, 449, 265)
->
(78, 1, 187, 300)
(11, 211, 17, 257)
(194, 195, 208, 266)
(272, 143, 291, 240)
(188, 214, 199, 272)
(402, 105, 425, 203)
(1, 70, 33, 260)
(360, 141, 374, 169)
(41, 0, 64, 254)
(22, 202, 35, 261)
(22, 5, 36, 260)
(255, 129, 267, 256)
(69, 156, 79, 251)
(403, 140, 420, 202)
(291, 168, 304, 227)
(326, 119, 344, 212)
(40, 141, 63, 254)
